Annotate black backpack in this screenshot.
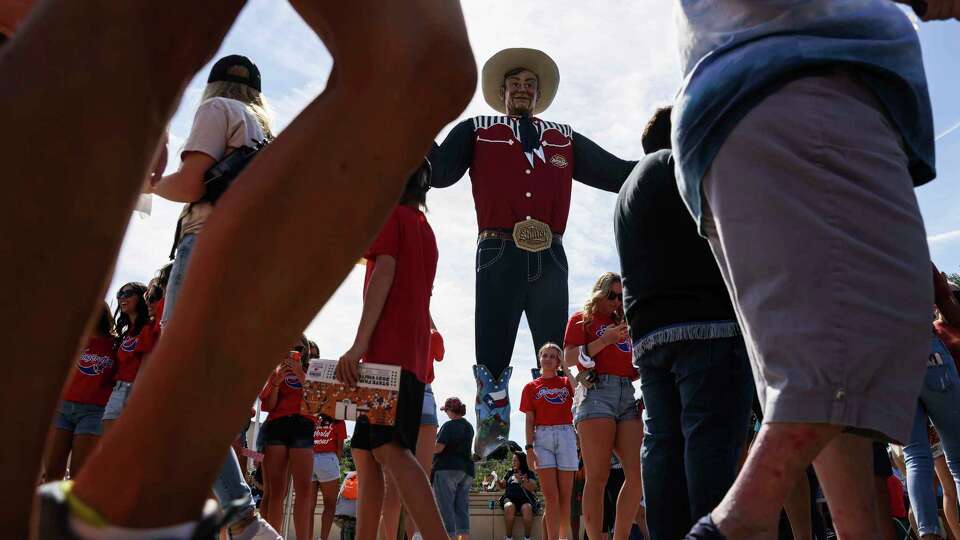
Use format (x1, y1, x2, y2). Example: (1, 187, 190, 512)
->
(168, 138, 270, 259)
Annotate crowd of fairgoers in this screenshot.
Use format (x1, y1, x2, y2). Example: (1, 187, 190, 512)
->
(6, 1, 960, 540)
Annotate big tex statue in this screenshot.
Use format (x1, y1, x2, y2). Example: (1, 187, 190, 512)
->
(431, 48, 637, 457)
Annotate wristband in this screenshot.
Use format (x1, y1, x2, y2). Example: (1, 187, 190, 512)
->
(524, 444, 534, 450)
(578, 346, 596, 369)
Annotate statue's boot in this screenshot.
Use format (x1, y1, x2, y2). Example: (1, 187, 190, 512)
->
(472, 364, 512, 459)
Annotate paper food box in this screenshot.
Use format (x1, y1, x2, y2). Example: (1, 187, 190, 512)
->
(301, 359, 401, 426)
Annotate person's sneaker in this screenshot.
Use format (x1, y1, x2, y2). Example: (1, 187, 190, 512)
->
(34, 481, 78, 539)
(227, 513, 281, 540)
(685, 515, 727, 540)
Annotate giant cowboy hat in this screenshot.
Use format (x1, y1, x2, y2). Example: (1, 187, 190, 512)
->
(482, 48, 560, 115)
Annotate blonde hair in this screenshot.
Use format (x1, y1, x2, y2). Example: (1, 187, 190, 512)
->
(538, 342, 562, 359)
(582, 272, 621, 326)
(202, 79, 274, 139)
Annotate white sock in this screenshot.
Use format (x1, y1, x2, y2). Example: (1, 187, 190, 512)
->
(69, 517, 197, 540)
(69, 499, 217, 540)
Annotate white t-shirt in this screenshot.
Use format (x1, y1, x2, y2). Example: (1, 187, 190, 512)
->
(178, 97, 267, 237)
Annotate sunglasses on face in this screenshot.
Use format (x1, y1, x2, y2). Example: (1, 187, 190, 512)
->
(145, 291, 163, 304)
(117, 289, 137, 300)
(607, 291, 623, 302)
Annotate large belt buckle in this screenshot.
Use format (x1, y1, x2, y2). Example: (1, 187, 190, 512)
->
(512, 218, 552, 253)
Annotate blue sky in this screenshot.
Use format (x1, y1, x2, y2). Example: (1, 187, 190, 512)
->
(109, 2, 960, 443)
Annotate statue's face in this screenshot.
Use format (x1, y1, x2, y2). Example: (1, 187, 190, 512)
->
(501, 69, 539, 116)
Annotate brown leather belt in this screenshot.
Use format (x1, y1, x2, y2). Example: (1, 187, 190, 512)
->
(478, 229, 563, 244)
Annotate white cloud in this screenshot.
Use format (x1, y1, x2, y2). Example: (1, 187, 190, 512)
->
(929, 229, 960, 244)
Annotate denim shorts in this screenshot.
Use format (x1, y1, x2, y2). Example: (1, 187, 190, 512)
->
(54, 400, 105, 436)
(263, 415, 315, 449)
(102, 381, 134, 422)
(573, 374, 638, 425)
(533, 424, 578, 471)
(313, 452, 341, 483)
(421, 384, 438, 426)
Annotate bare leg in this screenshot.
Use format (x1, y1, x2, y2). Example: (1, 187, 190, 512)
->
(262, 445, 289, 531)
(505, 503, 517, 538)
(0, 0, 244, 531)
(290, 448, 315, 540)
(612, 420, 643, 540)
(540, 468, 561, 540)
(355, 450, 386, 540)
(373, 443, 446, 540)
(380, 472, 402, 540)
(812, 433, 878, 538)
(711, 423, 840, 538)
(521, 503, 534, 538)
(936, 455, 960, 540)
(578, 419, 616, 540)
(42, 428, 73, 481)
(406, 424, 438, 538)
(311, 481, 321, 540)
(69, 435, 100, 479)
(634, 504, 649, 540)
(319, 479, 340, 540)
(784, 475, 813, 540)
(70, 0, 474, 528)
(259, 458, 273, 528)
(556, 470, 574, 540)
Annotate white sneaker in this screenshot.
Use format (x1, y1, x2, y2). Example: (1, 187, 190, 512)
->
(229, 515, 281, 540)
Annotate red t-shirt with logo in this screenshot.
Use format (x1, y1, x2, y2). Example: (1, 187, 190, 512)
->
(564, 311, 636, 379)
(259, 370, 311, 422)
(115, 324, 158, 383)
(519, 375, 574, 426)
(63, 335, 118, 406)
(363, 206, 438, 384)
(313, 418, 347, 454)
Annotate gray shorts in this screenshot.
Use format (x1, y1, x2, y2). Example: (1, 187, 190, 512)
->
(313, 452, 341, 483)
(700, 68, 932, 444)
(533, 424, 578, 471)
(102, 381, 134, 422)
(573, 374, 638, 425)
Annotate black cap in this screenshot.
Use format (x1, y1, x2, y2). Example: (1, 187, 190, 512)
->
(207, 54, 261, 92)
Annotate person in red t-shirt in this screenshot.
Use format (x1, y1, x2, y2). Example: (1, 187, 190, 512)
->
(144, 276, 166, 333)
(336, 162, 448, 540)
(563, 272, 642, 540)
(43, 303, 117, 480)
(311, 417, 346, 540)
(521, 342, 577, 540)
(381, 327, 447, 540)
(101, 282, 154, 435)
(258, 338, 315, 539)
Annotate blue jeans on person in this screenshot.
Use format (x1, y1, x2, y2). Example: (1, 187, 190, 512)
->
(475, 237, 568, 380)
(165, 232, 256, 522)
(638, 336, 755, 540)
(903, 337, 960, 538)
(433, 469, 473, 536)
